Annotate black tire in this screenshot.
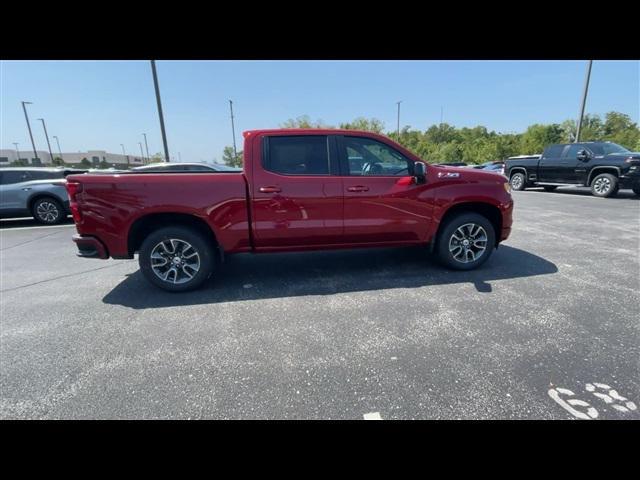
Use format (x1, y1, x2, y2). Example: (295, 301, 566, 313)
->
(590, 173, 619, 198)
(510, 172, 526, 191)
(31, 197, 64, 224)
(543, 186, 558, 192)
(435, 212, 496, 270)
(138, 226, 215, 292)
(632, 185, 640, 196)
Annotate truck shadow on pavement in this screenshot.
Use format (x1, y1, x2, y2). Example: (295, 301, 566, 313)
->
(103, 245, 558, 309)
(525, 187, 639, 200)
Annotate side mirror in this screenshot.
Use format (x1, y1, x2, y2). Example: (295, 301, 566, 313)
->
(577, 150, 589, 161)
(413, 161, 427, 184)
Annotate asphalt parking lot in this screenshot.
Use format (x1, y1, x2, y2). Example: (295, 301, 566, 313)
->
(1, 186, 639, 419)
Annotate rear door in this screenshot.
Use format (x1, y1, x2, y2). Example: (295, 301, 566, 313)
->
(250, 134, 344, 248)
(337, 135, 433, 244)
(538, 145, 568, 182)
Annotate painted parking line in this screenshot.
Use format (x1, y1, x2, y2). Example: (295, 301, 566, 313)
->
(0, 224, 76, 232)
(363, 412, 383, 420)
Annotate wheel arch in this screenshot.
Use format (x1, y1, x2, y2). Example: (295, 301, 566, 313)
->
(435, 202, 502, 249)
(587, 166, 620, 186)
(508, 167, 528, 179)
(127, 212, 220, 259)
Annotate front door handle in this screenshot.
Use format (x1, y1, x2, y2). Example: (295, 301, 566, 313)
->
(22, 187, 32, 191)
(259, 186, 281, 193)
(347, 185, 369, 192)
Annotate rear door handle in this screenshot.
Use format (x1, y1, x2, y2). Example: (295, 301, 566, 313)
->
(259, 186, 281, 193)
(347, 186, 369, 192)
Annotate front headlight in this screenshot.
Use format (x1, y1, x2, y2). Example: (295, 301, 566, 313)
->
(503, 182, 512, 194)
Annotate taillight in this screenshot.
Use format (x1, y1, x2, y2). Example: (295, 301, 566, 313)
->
(66, 181, 83, 201)
(66, 181, 83, 223)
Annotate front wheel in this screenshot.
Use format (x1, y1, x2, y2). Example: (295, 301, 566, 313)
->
(510, 172, 526, 191)
(435, 213, 496, 270)
(590, 173, 619, 198)
(139, 226, 215, 292)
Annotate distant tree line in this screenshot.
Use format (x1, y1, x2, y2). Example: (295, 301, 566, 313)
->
(221, 111, 640, 166)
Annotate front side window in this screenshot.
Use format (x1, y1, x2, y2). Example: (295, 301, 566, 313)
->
(343, 136, 410, 176)
(564, 144, 584, 159)
(266, 136, 330, 175)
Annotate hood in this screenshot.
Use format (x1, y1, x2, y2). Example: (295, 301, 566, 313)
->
(429, 164, 506, 183)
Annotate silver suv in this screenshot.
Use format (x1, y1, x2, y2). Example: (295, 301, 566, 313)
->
(0, 168, 85, 224)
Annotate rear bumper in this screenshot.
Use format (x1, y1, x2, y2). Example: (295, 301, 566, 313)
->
(72, 234, 109, 259)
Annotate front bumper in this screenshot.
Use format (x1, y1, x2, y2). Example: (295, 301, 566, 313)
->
(72, 234, 109, 259)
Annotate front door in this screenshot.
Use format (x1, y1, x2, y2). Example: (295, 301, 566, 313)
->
(337, 135, 433, 244)
(250, 134, 343, 248)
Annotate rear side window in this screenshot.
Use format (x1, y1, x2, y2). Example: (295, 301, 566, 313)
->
(30, 170, 64, 180)
(542, 145, 566, 158)
(1, 171, 31, 185)
(265, 136, 330, 175)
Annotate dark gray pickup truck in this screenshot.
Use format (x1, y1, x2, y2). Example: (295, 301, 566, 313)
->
(505, 142, 640, 198)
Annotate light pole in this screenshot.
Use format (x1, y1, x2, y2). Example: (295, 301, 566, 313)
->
(37, 118, 55, 165)
(229, 100, 238, 160)
(150, 60, 170, 162)
(575, 60, 593, 143)
(178, 152, 182, 162)
(142, 133, 150, 164)
(120, 143, 129, 168)
(21, 101, 38, 162)
(396, 101, 402, 139)
(13, 142, 20, 163)
(138, 142, 145, 163)
(52, 136, 63, 163)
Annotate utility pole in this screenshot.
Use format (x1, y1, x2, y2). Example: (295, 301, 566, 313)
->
(37, 118, 55, 164)
(21, 101, 38, 161)
(52, 136, 63, 163)
(178, 152, 182, 162)
(440, 106, 444, 125)
(575, 60, 593, 143)
(396, 101, 402, 139)
(142, 133, 150, 164)
(121, 144, 129, 168)
(229, 100, 238, 159)
(138, 142, 145, 163)
(13, 142, 20, 162)
(150, 60, 170, 162)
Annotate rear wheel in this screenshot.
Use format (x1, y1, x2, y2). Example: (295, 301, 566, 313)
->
(435, 212, 496, 270)
(139, 226, 214, 292)
(510, 172, 526, 191)
(590, 173, 619, 198)
(543, 186, 558, 192)
(32, 197, 64, 224)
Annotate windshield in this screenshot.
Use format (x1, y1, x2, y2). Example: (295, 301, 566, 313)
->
(587, 143, 631, 155)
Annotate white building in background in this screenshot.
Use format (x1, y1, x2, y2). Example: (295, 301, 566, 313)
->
(0, 149, 145, 167)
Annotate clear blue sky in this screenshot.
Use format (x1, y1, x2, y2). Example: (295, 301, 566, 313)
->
(1, 61, 638, 163)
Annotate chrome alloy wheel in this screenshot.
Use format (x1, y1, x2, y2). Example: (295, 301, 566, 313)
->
(150, 238, 201, 284)
(510, 174, 523, 190)
(36, 201, 60, 222)
(448, 223, 488, 264)
(593, 176, 611, 195)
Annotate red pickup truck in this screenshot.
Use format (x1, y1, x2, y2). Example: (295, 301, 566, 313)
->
(66, 129, 514, 292)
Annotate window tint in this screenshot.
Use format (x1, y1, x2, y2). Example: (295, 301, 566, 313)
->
(1, 171, 31, 185)
(29, 170, 64, 180)
(266, 136, 329, 175)
(543, 145, 565, 158)
(564, 144, 584, 159)
(343, 136, 410, 176)
(587, 143, 630, 155)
